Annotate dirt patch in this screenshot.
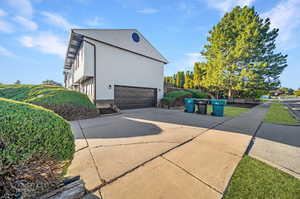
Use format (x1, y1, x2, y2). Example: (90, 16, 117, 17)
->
(0, 158, 65, 199)
(31, 103, 99, 121)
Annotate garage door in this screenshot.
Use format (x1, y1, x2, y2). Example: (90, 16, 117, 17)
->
(114, 85, 157, 109)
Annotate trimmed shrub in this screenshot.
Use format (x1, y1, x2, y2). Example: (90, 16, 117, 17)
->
(0, 84, 98, 120)
(161, 90, 209, 107)
(161, 91, 192, 107)
(0, 98, 75, 197)
(188, 90, 209, 99)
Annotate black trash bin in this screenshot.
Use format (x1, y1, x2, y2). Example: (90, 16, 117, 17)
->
(195, 99, 209, 114)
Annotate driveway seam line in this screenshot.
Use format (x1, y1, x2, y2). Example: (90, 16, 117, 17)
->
(77, 121, 106, 184)
(161, 156, 223, 194)
(91, 141, 181, 148)
(95, 114, 235, 191)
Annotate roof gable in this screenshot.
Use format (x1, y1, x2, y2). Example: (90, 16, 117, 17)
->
(72, 29, 168, 64)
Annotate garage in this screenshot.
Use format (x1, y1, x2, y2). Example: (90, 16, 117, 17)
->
(114, 85, 157, 109)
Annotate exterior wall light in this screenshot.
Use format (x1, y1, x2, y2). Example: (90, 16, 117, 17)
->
(108, 84, 112, 89)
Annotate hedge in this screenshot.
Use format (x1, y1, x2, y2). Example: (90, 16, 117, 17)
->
(0, 84, 96, 109)
(0, 97, 75, 171)
(0, 84, 98, 120)
(162, 90, 209, 105)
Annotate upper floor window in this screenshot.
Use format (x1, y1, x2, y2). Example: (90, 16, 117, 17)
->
(132, 32, 140, 43)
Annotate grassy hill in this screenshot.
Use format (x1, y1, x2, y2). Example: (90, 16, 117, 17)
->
(0, 84, 98, 120)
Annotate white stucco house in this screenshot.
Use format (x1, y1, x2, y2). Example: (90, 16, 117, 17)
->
(64, 29, 168, 109)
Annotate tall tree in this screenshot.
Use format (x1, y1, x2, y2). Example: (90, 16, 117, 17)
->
(14, 80, 21, 84)
(176, 71, 185, 88)
(201, 6, 287, 99)
(184, 71, 194, 89)
(42, 80, 63, 87)
(193, 62, 206, 89)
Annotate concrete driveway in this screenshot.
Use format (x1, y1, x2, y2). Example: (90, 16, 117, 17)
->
(67, 105, 268, 199)
(68, 108, 229, 190)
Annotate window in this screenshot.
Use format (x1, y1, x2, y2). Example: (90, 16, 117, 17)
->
(132, 32, 140, 42)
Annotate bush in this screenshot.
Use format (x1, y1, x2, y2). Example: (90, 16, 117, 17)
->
(0, 84, 98, 120)
(188, 90, 209, 99)
(161, 91, 192, 107)
(0, 98, 75, 197)
(161, 90, 209, 107)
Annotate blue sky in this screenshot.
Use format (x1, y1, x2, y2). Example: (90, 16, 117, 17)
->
(0, 0, 299, 89)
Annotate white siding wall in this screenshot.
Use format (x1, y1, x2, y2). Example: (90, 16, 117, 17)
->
(86, 38, 164, 102)
(73, 42, 94, 83)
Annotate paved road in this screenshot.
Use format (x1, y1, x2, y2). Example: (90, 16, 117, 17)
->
(68, 105, 268, 199)
(281, 98, 300, 120)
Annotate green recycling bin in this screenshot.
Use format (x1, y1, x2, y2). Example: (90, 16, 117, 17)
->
(184, 98, 195, 113)
(210, 99, 227, 117)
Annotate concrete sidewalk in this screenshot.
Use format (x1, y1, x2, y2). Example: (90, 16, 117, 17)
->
(68, 104, 269, 199)
(250, 122, 300, 179)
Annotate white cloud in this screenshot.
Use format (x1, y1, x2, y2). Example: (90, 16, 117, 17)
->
(19, 32, 66, 58)
(166, 52, 203, 75)
(184, 53, 203, 68)
(86, 16, 104, 27)
(207, 0, 255, 14)
(0, 9, 7, 17)
(6, 0, 34, 17)
(14, 16, 38, 31)
(177, 1, 197, 17)
(0, 46, 14, 56)
(262, 0, 300, 49)
(137, 8, 158, 14)
(41, 11, 76, 30)
(0, 19, 14, 33)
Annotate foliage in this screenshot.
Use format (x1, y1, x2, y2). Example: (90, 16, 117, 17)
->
(14, 80, 21, 84)
(0, 84, 96, 109)
(42, 80, 63, 87)
(201, 6, 287, 99)
(193, 62, 206, 89)
(187, 90, 209, 98)
(161, 90, 209, 106)
(163, 91, 191, 104)
(224, 156, 300, 199)
(0, 97, 74, 171)
(294, 88, 300, 96)
(264, 102, 298, 125)
(175, 71, 185, 88)
(183, 71, 194, 89)
(0, 98, 75, 197)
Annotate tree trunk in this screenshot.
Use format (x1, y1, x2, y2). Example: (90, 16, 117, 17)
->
(228, 89, 232, 100)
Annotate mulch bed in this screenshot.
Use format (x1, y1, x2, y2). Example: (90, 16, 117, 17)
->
(31, 103, 99, 121)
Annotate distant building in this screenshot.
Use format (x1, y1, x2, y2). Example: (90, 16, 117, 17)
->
(64, 29, 168, 109)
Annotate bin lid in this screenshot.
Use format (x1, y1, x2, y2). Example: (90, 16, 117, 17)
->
(194, 99, 209, 104)
(210, 99, 227, 105)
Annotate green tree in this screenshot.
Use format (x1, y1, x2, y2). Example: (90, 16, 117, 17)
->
(294, 89, 300, 96)
(176, 71, 185, 88)
(193, 62, 206, 88)
(42, 80, 63, 87)
(14, 80, 21, 84)
(201, 6, 287, 99)
(184, 71, 194, 89)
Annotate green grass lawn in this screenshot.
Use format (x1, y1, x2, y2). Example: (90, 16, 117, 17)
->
(264, 103, 298, 125)
(207, 104, 250, 117)
(224, 156, 300, 199)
